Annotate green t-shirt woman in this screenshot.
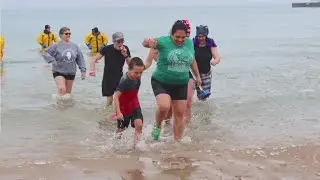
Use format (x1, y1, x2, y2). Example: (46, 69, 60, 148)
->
(142, 20, 201, 142)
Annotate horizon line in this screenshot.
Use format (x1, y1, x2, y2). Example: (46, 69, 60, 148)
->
(1, 3, 292, 10)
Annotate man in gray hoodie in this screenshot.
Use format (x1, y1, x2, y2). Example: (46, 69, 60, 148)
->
(42, 27, 86, 97)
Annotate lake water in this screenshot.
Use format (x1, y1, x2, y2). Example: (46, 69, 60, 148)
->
(0, 5, 320, 180)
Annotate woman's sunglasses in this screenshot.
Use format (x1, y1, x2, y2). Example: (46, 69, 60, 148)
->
(64, 32, 71, 35)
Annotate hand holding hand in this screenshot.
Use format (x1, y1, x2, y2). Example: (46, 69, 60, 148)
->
(89, 69, 95, 76)
(148, 38, 157, 48)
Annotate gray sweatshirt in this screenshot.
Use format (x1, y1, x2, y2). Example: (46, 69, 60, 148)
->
(42, 41, 86, 75)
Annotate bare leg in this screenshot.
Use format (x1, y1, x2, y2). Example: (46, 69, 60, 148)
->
(185, 79, 195, 123)
(65, 80, 74, 94)
(106, 96, 113, 106)
(165, 106, 173, 124)
(171, 100, 187, 142)
(55, 76, 67, 96)
(134, 119, 143, 143)
(155, 94, 171, 127)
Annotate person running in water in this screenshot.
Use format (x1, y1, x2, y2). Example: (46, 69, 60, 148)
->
(193, 25, 221, 100)
(142, 20, 201, 142)
(144, 20, 193, 124)
(85, 27, 108, 54)
(37, 25, 59, 50)
(113, 57, 145, 143)
(42, 27, 86, 97)
(0, 35, 5, 62)
(89, 32, 131, 106)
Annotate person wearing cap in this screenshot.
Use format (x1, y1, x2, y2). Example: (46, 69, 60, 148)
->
(37, 25, 59, 50)
(84, 27, 108, 54)
(89, 32, 131, 106)
(0, 35, 5, 61)
(193, 25, 220, 100)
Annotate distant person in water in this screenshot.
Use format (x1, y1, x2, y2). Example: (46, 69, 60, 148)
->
(193, 25, 220, 100)
(0, 35, 5, 62)
(89, 32, 131, 106)
(42, 27, 86, 98)
(37, 25, 59, 50)
(113, 57, 145, 144)
(84, 27, 108, 54)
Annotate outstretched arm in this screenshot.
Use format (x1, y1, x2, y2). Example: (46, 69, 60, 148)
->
(114, 91, 122, 115)
(144, 48, 157, 70)
(142, 38, 157, 48)
(89, 53, 103, 72)
(191, 58, 200, 78)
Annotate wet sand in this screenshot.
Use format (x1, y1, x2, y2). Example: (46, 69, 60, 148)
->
(0, 142, 319, 180)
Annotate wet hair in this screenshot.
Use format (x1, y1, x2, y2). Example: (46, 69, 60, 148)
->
(170, 20, 188, 35)
(129, 57, 144, 70)
(59, 27, 70, 35)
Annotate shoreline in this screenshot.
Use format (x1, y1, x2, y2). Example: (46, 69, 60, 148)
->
(0, 142, 319, 179)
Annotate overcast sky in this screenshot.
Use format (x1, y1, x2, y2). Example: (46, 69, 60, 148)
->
(2, 0, 297, 9)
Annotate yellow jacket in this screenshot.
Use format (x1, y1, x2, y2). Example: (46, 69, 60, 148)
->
(0, 35, 4, 60)
(84, 32, 108, 53)
(37, 32, 59, 49)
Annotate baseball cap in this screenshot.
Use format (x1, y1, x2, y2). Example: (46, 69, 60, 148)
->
(112, 32, 124, 41)
(45, 25, 50, 29)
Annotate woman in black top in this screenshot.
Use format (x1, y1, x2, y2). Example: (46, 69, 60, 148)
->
(89, 32, 131, 106)
(193, 25, 221, 100)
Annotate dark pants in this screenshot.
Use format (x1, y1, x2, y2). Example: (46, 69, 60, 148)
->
(117, 107, 143, 129)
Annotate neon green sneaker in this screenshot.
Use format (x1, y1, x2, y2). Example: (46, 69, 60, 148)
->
(152, 125, 161, 140)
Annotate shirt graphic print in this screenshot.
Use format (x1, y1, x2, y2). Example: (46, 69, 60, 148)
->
(61, 49, 76, 63)
(167, 48, 193, 73)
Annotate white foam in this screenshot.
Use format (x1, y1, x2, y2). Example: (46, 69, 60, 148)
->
(300, 89, 315, 93)
(52, 93, 72, 100)
(135, 139, 149, 151)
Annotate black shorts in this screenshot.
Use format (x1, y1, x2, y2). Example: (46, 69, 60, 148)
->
(151, 78, 188, 100)
(117, 107, 143, 129)
(102, 73, 122, 97)
(53, 72, 75, 80)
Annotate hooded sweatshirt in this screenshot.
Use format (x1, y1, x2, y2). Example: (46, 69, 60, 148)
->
(193, 25, 217, 48)
(42, 41, 86, 75)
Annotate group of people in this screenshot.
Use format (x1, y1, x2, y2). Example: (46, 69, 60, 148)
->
(0, 25, 107, 63)
(37, 25, 108, 55)
(6, 19, 221, 144)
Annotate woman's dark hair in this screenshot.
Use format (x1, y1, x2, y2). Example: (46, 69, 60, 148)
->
(59, 27, 70, 35)
(170, 20, 188, 35)
(129, 57, 144, 70)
